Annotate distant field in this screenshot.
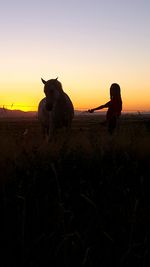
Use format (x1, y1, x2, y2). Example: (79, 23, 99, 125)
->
(0, 114, 150, 266)
(0, 114, 150, 163)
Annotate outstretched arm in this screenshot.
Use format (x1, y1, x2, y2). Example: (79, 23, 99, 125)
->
(88, 101, 110, 113)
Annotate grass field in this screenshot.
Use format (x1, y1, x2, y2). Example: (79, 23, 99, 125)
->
(0, 114, 150, 266)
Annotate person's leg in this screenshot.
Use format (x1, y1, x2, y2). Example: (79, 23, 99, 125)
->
(108, 116, 117, 134)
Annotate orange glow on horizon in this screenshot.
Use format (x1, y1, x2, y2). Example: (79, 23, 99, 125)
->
(0, 79, 150, 113)
(0, 1, 150, 114)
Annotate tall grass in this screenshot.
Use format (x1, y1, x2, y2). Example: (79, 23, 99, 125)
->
(0, 116, 150, 266)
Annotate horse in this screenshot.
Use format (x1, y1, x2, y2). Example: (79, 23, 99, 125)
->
(38, 77, 74, 141)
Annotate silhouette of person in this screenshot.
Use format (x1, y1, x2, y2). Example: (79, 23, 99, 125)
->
(88, 83, 122, 134)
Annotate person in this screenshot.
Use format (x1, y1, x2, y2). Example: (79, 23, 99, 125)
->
(88, 83, 122, 134)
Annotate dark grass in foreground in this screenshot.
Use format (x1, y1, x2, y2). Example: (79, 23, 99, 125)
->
(0, 115, 150, 267)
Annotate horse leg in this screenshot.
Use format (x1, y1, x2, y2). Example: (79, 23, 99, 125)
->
(48, 124, 55, 142)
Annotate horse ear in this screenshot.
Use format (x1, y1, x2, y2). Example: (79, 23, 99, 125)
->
(41, 78, 46, 84)
(55, 77, 58, 80)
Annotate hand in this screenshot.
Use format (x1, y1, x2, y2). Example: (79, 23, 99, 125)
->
(88, 109, 94, 113)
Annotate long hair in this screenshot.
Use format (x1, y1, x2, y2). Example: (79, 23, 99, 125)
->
(110, 83, 121, 98)
(110, 83, 122, 113)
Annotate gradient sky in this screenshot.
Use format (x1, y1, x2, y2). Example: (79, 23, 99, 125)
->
(0, 0, 150, 111)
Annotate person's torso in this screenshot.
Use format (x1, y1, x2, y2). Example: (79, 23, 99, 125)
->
(107, 98, 122, 119)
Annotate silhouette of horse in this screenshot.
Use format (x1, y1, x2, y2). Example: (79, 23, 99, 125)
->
(38, 78, 74, 141)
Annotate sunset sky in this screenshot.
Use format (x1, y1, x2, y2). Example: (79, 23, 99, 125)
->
(0, 0, 150, 111)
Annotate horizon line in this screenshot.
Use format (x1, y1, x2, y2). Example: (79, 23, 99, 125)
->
(0, 105, 150, 114)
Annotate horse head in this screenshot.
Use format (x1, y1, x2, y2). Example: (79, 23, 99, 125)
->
(41, 78, 63, 111)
